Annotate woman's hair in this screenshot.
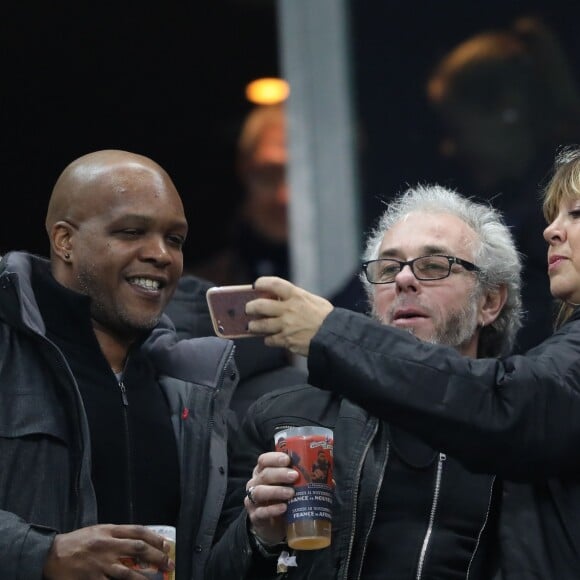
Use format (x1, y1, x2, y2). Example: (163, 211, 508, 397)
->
(543, 145, 580, 327)
(361, 184, 523, 357)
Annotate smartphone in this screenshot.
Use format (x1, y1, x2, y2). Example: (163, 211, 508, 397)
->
(206, 284, 274, 339)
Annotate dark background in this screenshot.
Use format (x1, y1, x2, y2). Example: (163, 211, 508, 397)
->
(2, 1, 280, 258)
(350, 1, 580, 233)
(2, 1, 579, 260)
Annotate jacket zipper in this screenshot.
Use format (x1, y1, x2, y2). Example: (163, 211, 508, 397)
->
(342, 420, 379, 580)
(118, 380, 135, 523)
(416, 452, 446, 580)
(352, 439, 390, 580)
(465, 475, 496, 579)
(189, 346, 236, 557)
(207, 346, 235, 460)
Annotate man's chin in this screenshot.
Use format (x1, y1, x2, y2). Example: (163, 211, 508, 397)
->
(392, 319, 432, 337)
(117, 313, 161, 338)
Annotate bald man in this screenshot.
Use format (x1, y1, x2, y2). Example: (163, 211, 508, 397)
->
(0, 150, 237, 579)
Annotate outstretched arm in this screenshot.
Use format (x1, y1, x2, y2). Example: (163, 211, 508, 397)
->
(308, 308, 580, 479)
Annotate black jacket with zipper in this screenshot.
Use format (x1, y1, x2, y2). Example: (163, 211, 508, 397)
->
(207, 384, 498, 579)
(307, 307, 580, 579)
(0, 252, 238, 580)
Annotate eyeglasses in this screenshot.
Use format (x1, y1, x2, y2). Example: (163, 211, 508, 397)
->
(362, 254, 481, 284)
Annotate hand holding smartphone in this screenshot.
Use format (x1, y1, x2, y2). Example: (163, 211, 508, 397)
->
(206, 284, 275, 338)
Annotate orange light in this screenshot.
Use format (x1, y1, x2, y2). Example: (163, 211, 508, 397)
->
(245, 77, 290, 105)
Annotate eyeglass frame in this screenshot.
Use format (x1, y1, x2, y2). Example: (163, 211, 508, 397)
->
(361, 254, 481, 284)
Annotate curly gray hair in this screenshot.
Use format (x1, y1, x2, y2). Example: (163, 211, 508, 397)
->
(360, 184, 523, 357)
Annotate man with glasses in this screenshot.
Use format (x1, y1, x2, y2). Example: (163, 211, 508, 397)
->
(207, 184, 522, 579)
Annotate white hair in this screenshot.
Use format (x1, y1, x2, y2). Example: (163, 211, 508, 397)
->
(360, 184, 523, 357)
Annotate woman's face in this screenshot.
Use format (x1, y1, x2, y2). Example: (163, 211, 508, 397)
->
(544, 197, 580, 304)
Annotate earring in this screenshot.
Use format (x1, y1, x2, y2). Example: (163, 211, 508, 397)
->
(64, 252, 70, 260)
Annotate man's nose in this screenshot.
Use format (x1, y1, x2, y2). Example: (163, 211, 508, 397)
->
(395, 264, 419, 292)
(141, 235, 172, 263)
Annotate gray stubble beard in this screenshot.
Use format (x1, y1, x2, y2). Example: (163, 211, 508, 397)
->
(374, 289, 480, 351)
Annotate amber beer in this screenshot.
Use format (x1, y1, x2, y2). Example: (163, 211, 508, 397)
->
(274, 426, 334, 550)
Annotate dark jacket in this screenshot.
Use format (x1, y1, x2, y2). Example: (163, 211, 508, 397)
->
(164, 274, 307, 426)
(207, 385, 498, 580)
(0, 252, 237, 580)
(307, 307, 580, 579)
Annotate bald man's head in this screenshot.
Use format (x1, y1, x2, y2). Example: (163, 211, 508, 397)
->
(46, 149, 188, 339)
(46, 149, 177, 234)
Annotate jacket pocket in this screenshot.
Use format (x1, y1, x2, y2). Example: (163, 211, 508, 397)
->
(0, 392, 67, 441)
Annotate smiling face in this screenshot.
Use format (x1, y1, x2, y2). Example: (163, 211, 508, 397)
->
(543, 198, 580, 305)
(372, 211, 485, 356)
(50, 154, 188, 341)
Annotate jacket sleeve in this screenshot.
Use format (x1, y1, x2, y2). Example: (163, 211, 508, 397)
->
(0, 510, 56, 579)
(205, 397, 283, 580)
(308, 308, 580, 479)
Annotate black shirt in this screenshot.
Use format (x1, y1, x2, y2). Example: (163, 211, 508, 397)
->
(34, 268, 180, 526)
(362, 426, 494, 579)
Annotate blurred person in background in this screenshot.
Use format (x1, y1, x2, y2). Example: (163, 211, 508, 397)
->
(427, 15, 580, 352)
(192, 104, 290, 286)
(191, 102, 369, 314)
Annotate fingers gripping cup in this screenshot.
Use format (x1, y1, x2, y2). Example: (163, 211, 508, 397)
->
(123, 525, 176, 579)
(274, 426, 334, 550)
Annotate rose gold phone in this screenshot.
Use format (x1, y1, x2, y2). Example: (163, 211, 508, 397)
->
(206, 285, 274, 338)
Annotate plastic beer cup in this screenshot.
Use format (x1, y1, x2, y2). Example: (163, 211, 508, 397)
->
(274, 426, 334, 550)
